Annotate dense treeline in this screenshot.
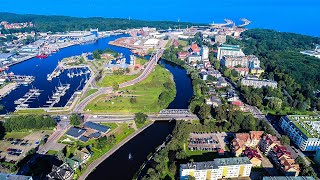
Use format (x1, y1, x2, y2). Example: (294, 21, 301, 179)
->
(227, 29, 320, 111)
(0, 12, 202, 33)
(3, 115, 56, 132)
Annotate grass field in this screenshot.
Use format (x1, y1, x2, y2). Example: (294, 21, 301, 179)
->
(4, 131, 32, 139)
(86, 66, 176, 113)
(97, 73, 139, 87)
(178, 40, 188, 47)
(81, 88, 98, 100)
(13, 109, 46, 115)
(135, 57, 148, 65)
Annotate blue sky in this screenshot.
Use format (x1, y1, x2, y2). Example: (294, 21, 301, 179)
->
(0, 0, 319, 36)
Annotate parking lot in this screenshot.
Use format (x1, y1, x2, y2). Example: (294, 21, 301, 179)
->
(0, 130, 53, 162)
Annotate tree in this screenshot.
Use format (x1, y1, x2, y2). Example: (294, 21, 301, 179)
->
(267, 97, 283, 111)
(70, 114, 82, 126)
(198, 104, 211, 121)
(207, 75, 217, 82)
(134, 112, 148, 125)
(158, 91, 172, 108)
(112, 83, 119, 91)
(279, 135, 290, 145)
(93, 50, 101, 59)
(130, 97, 137, 104)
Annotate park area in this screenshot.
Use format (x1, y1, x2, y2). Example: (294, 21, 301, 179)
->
(85, 65, 176, 113)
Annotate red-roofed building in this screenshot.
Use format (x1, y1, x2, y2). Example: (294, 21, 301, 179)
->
(231, 131, 264, 156)
(173, 39, 179, 48)
(190, 43, 200, 55)
(267, 145, 300, 176)
(177, 52, 189, 60)
(231, 100, 244, 107)
(259, 134, 280, 155)
(243, 147, 262, 166)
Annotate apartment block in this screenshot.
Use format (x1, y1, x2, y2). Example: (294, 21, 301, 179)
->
(279, 115, 320, 151)
(180, 157, 252, 180)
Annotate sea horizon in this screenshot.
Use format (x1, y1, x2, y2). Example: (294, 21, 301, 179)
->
(0, 0, 319, 37)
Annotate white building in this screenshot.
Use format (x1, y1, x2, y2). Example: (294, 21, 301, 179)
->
(144, 38, 159, 48)
(217, 44, 244, 60)
(279, 115, 320, 151)
(180, 157, 252, 180)
(188, 55, 202, 64)
(201, 46, 209, 60)
(241, 77, 277, 89)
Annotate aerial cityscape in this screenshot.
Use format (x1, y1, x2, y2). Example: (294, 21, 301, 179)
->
(0, 1, 319, 180)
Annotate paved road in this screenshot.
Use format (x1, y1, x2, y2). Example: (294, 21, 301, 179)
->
(223, 76, 311, 165)
(85, 113, 199, 123)
(73, 49, 164, 113)
(37, 120, 70, 154)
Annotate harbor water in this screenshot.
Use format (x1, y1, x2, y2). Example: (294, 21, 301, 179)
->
(0, 34, 131, 114)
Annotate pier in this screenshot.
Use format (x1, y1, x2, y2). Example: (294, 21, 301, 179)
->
(0, 83, 18, 99)
(44, 84, 70, 108)
(210, 19, 234, 28)
(238, 18, 251, 27)
(1, 74, 35, 85)
(47, 62, 64, 81)
(15, 88, 42, 109)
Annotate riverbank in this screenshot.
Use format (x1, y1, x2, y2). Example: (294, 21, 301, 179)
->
(79, 121, 154, 180)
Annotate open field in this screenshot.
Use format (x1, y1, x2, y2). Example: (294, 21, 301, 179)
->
(135, 57, 148, 65)
(97, 73, 139, 87)
(86, 66, 176, 113)
(178, 40, 188, 47)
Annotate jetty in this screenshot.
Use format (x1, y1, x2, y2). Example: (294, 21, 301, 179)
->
(45, 84, 70, 108)
(0, 83, 18, 99)
(47, 62, 64, 81)
(15, 88, 42, 109)
(67, 68, 90, 78)
(238, 18, 251, 27)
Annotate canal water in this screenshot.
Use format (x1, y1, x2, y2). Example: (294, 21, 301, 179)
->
(0, 34, 131, 114)
(86, 59, 193, 180)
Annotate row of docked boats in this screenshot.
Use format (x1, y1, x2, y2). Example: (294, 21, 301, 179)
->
(14, 88, 42, 109)
(67, 69, 90, 78)
(45, 83, 70, 107)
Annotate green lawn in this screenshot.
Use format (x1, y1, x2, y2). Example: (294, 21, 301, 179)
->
(135, 57, 148, 65)
(165, 39, 172, 48)
(86, 65, 176, 114)
(178, 40, 188, 47)
(82, 88, 98, 100)
(136, 121, 151, 129)
(99, 122, 118, 130)
(13, 109, 46, 115)
(97, 74, 139, 87)
(4, 131, 32, 139)
(47, 150, 58, 155)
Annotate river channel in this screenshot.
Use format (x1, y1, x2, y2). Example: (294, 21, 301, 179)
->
(87, 59, 193, 180)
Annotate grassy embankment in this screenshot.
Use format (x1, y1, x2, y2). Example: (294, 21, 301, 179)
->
(58, 122, 136, 178)
(86, 65, 176, 113)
